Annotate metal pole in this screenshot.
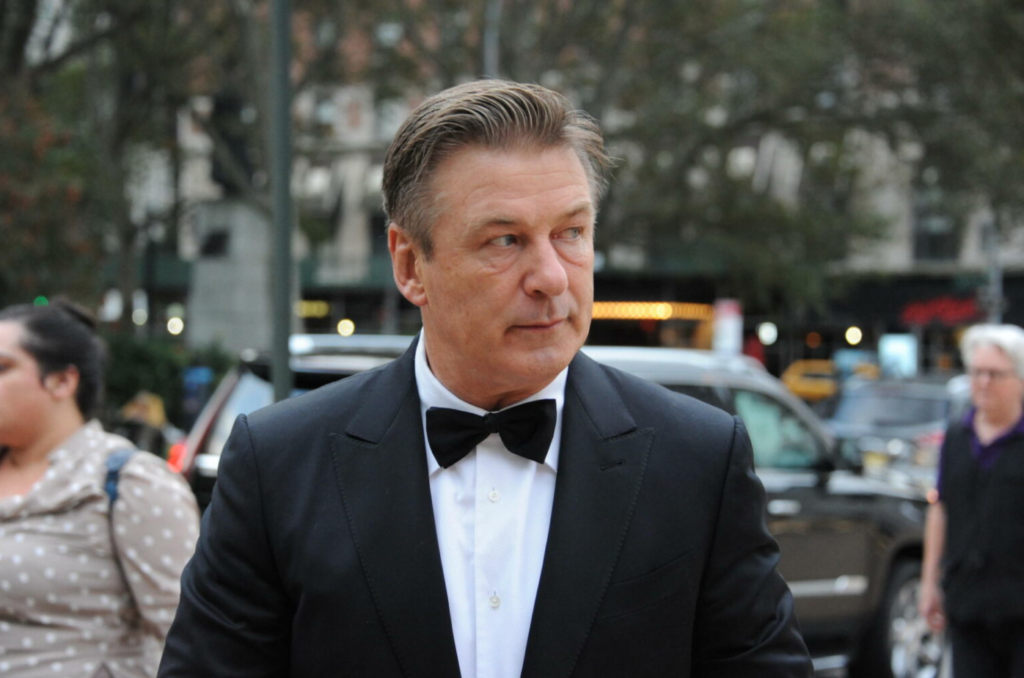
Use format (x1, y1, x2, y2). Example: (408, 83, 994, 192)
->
(270, 0, 293, 403)
(483, 0, 503, 77)
(984, 218, 1003, 323)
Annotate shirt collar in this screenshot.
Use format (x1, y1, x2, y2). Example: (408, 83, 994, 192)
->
(414, 331, 567, 476)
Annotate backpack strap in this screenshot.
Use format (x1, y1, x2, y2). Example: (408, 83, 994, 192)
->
(105, 448, 136, 506)
(105, 447, 140, 619)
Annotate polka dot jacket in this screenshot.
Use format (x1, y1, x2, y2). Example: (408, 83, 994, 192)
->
(0, 421, 200, 677)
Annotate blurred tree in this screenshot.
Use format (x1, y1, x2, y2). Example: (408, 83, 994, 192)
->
(0, 87, 99, 305)
(345, 0, 892, 311)
(0, 2, 102, 306)
(849, 0, 1024, 255)
(0, 0, 222, 314)
(102, 331, 234, 430)
(3, 0, 1021, 315)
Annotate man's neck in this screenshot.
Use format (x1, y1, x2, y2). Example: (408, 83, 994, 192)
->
(420, 334, 555, 411)
(425, 355, 544, 411)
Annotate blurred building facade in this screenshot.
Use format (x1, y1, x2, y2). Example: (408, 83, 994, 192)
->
(126, 80, 1019, 373)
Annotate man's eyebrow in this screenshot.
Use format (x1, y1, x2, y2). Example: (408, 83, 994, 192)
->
(561, 202, 594, 220)
(472, 216, 518, 228)
(470, 202, 594, 230)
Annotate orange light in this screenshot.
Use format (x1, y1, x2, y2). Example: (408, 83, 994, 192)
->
(167, 442, 186, 473)
(592, 301, 714, 321)
(806, 332, 822, 349)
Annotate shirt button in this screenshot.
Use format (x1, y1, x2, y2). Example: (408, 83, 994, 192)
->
(488, 489, 500, 503)
(489, 594, 501, 609)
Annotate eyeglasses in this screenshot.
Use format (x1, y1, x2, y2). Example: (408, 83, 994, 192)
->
(968, 367, 1016, 382)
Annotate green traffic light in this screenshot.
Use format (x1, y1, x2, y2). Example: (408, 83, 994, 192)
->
(33, 296, 49, 306)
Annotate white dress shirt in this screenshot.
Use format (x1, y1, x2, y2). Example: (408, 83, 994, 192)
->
(415, 333, 566, 678)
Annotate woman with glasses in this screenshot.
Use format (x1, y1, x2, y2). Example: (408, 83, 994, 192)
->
(0, 300, 200, 677)
(919, 323, 1024, 677)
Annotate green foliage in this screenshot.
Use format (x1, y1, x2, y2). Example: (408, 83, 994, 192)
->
(299, 212, 337, 247)
(352, 0, 896, 312)
(6, 0, 1024, 319)
(103, 333, 234, 429)
(1, 0, 231, 316)
(103, 333, 187, 426)
(850, 0, 1024, 235)
(0, 90, 103, 307)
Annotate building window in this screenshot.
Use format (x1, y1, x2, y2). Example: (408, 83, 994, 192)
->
(913, 188, 959, 261)
(200, 230, 230, 258)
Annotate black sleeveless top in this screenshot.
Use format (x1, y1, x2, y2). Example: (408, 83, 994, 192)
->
(940, 420, 1024, 623)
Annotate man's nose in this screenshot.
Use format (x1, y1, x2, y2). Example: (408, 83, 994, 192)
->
(524, 240, 569, 298)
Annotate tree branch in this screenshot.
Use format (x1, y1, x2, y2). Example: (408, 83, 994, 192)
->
(1, 0, 39, 79)
(188, 106, 271, 215)
(39, 0, 73, 67)
(27, 24, 122, 82)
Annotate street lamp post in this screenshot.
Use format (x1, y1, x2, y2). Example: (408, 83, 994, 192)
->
(984, 218, 1003, 323)
(483, 0, 503, 77)
(270, 0, 294, 403)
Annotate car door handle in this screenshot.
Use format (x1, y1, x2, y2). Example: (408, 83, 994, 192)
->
(767, 499, 802, 516)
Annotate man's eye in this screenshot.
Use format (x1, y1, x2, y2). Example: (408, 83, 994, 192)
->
(490, 235, 518, 247)
(562, 227, 583, 239)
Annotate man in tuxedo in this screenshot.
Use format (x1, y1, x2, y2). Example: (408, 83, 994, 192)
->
(160, 80, 811, 677)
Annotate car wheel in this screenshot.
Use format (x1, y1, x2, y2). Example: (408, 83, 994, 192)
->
(851, 560, 945, 678)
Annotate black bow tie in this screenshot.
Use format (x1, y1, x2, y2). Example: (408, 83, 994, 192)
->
(426, 399, 557, 468)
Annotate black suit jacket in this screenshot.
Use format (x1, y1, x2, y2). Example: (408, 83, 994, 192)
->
(159, 342, 811, 677)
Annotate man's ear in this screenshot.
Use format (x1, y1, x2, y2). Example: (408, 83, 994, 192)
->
(389, 224, 428, 307)
(43, 366, 80, 403)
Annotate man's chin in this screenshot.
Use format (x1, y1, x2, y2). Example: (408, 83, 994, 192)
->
(507, 345, 577, 380)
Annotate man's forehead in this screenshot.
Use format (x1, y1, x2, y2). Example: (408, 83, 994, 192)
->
(447, 146, 590, 188)
(423, 144, 596, 234)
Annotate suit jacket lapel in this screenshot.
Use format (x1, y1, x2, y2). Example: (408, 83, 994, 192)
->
(521, 353, 654, 678)
(329, 339, 462, 677)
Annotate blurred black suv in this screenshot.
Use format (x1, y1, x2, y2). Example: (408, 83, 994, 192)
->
(176, 335, 942, 678)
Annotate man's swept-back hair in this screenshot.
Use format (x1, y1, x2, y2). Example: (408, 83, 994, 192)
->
(382, 79, 611, 257)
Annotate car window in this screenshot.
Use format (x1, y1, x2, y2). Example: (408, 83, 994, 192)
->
(667, 385, 728, 411)
(832, 393, 949, 426)
(732, 389, 822, 469)
(201, 372, 275, 459)
(201, 368, 349, 459)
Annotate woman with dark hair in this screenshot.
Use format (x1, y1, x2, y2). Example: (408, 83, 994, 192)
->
(0, 300, 200, 677)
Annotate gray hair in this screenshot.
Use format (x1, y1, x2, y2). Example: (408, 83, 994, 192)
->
(961, 324, 1024, 377)
(382, 79, 612, 258)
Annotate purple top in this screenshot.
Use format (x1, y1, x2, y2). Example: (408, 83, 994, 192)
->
(936, 407, 1024, 499)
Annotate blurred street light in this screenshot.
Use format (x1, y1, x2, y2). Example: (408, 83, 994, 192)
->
(337, 319, 355, 336)
(757, 322, 778, 346)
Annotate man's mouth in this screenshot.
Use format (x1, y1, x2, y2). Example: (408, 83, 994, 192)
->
(514, 319, 565, 330)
